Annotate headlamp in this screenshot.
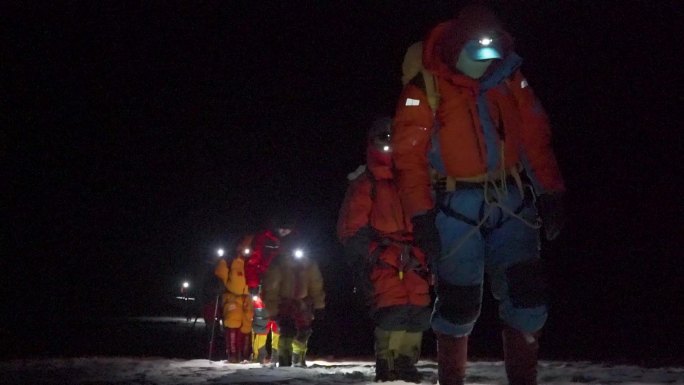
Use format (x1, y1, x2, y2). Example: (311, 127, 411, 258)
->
(243, 247, 251, 256)
(294, 248, 304, 259)
(463, 36, 502, 61)
(373, 132, 392, 153)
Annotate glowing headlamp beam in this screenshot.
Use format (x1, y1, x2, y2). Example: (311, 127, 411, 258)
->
(294, 248, 304, 259)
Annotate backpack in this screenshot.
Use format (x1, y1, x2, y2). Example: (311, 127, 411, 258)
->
(401, 41, 439, 113)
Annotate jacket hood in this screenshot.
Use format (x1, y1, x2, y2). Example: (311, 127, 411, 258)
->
(424, 5, 514, 80)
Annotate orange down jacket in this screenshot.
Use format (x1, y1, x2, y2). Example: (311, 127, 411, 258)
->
(337, 147, 430, 309)
(392, 20, 565, 218)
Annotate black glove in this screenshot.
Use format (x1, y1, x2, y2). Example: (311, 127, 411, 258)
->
(536, 192, 565, 241)
(344, 227, 375, 306)
(411, 210, 441, 263)
(344, 226, 374, 260)
(313, 308, 325, 321)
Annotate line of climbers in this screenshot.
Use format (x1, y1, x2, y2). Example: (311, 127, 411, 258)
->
(206, 214, 325, 368)
(339, 4, 564, 384)
(201, 4, 564, 385)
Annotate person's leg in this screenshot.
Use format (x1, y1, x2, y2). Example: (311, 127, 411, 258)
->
(239, 330, 251, 363)
(291, 328, 312, 367)
(372, 306, 412, 381)
(276, 317, 295, 367)
(291, 306, 313, 368)
(234, 330, 245, 362)
(252, 333, 268, 364)
(270, 329, 280, 365)
(373, 327, 399, 381)
(433, 189, 487, 385)
(395, 305, 431, 383)
(225, 328, 239, 363)
(436, 332, 468, 385)
(487, 187, 547, 385)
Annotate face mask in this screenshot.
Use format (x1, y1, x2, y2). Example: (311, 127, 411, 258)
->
(277, 228, 292, 237)
(455, 48, 493, 79)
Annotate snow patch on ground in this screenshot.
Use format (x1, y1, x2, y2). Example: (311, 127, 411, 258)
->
(1, 357, 683, 384)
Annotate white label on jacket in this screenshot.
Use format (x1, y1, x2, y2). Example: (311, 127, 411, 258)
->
(520, 79, 529, 88)
(405, 98, 420, 106)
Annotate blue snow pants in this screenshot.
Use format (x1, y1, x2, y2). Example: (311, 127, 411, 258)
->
(431, 182, 548, 336)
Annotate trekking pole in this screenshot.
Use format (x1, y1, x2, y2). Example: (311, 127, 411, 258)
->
(208, 294, 221, 360)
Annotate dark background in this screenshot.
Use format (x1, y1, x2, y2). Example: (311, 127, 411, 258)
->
(3, 1, 682, 365)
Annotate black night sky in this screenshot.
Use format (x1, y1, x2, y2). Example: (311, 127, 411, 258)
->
(3, 1, 682, 364)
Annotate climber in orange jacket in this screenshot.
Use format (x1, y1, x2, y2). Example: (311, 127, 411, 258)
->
(214, 234, 255, 363)
(337, 117, 431, 382)
(392, 5, 566, 385)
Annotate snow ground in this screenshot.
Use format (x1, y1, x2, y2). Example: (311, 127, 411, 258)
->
(2, 317, 683, 384)
(2, 357, 683, 384)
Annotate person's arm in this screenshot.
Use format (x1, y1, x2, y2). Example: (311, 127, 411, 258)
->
(214, 259, 229, 289)
(508, 69, 566, 240)
(392, 83, 436, 218)
(508, 69, 565, 194)
(337, 175, 373, 241)
(308, 262, 325, 311)
(245, 233, 266, 289)
(261, 263, 281, 319)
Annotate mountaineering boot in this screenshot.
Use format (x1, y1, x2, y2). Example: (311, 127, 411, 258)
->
(395, 331, 423, 383)
(502, 326, 540, 385)
(292, 340, 307, 367)
(395, 355, 422, 383)
(436, 332, 468, 385)
(374, 359, 398, 382)
(292, 351, 306, 367)
(226, 328, 239, 363)
(374, 328, 398, 381)
(292, 329, 312, 367)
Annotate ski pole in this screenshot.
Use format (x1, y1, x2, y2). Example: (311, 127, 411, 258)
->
(208, 294, 221, 360)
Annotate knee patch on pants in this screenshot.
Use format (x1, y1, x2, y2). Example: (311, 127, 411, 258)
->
(437, 282, 482, 325)
(506, 258, 548, 308)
